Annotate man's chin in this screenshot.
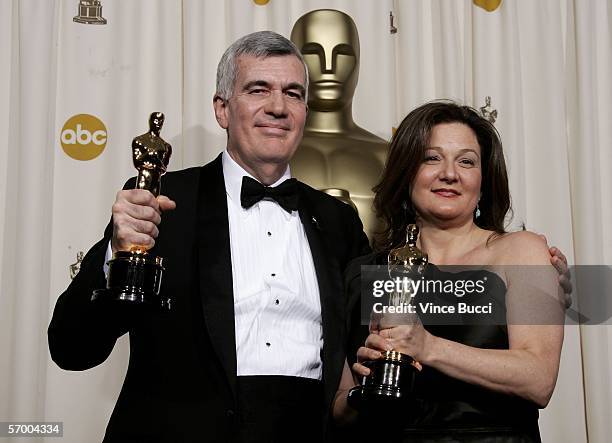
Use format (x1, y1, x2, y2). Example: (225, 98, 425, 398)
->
(255, 146, 298, 164)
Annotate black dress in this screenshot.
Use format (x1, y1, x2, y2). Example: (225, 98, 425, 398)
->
(344, 253, 541, 443)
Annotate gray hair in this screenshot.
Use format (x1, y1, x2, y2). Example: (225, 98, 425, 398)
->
(215, 31, 309, 101)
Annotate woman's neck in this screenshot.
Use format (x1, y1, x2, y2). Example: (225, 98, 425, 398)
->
(416, 220, 486, 265)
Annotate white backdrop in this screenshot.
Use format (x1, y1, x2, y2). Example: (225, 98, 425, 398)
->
(1, 0, 610, 442)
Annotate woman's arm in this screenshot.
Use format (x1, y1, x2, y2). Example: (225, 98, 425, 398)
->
(332, 359, 360, 425)
(354, 232, 565, 407)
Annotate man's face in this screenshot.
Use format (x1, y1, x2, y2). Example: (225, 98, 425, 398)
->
(214, 55, 308, 175)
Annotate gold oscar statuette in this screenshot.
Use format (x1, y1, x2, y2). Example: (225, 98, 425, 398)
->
(92, 112, 172, 310)
(349, 224, 428, 407)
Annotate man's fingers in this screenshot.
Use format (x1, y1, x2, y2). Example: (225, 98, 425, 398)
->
(550, 247, 568, 265)
(112, 229, 155, 252)
(546, 244, 573, 299)
(135, 219, 160, 238)
(558, 267, 573, 294)
(128, 233, 156, 250)
(157, 195, 176, 212)
(113, 199, 162, 225)
(111, 190, 172, 253)
(118, 189, 160, 210)
(551, 256, 563, 274)
(127, 205, 162, 225)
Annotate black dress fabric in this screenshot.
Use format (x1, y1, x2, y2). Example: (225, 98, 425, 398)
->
(345, 253, 541, 443)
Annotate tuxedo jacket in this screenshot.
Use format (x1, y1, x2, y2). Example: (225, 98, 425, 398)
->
(48, 154, 371, 442)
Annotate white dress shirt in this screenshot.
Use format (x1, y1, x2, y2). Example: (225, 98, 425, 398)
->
(222, 151, 322, 380)
(104, 153, 323, 380)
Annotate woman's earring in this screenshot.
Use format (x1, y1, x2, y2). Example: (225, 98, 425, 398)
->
(475, 204, 481, 219)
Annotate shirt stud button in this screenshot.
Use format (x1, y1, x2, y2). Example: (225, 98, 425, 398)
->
(266, 342, 271, 347)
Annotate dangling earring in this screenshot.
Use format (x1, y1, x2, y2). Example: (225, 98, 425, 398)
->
(475, 204, 481, 219)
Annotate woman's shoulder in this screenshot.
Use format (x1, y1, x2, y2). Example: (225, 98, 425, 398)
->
(487, 230, 550, 265)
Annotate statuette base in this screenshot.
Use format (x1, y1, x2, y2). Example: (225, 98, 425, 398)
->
(92, 250, 170, 310)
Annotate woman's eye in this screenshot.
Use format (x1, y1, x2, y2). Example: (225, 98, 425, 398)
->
(424, 155, 440, 162)
(460, 158, 476, 166)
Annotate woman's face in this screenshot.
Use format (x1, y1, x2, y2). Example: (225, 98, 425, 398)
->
(410, 122, 482, 225)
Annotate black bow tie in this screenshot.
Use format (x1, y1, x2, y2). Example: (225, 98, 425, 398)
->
(240, 176, 299, 213)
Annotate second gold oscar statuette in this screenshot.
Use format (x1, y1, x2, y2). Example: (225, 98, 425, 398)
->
(348, 224, 428, 408)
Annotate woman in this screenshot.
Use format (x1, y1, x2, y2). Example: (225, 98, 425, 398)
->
(333, 101, 565, 442)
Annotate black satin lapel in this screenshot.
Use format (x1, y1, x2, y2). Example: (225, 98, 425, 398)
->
(298, 192, 344, 409)
(197, 155, 237, 399)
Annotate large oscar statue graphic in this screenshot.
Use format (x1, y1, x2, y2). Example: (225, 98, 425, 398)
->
(349, 225, 428, 407)
(290, 9, 388, 242)
(92, 112, 172, 310)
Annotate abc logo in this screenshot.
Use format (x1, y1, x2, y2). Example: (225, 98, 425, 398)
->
(61, 114, 107, 161)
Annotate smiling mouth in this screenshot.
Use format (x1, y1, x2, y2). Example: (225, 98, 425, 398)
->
(256, 125, 291, 136)
(256, 124, 290, 131)
(432, 189, 461, 197)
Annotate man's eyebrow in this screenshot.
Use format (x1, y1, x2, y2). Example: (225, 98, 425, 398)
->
(242, 80, 270, 90)
(242, 80, 306, 97)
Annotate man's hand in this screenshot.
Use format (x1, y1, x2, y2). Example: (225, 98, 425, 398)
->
(540, 235, 573, 308)
(111, 189, 176, 253)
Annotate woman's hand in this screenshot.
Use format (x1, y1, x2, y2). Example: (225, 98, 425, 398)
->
(352, 331, 390, 377)
(379, 323, 430, 369)
(353, 324, 427, 377)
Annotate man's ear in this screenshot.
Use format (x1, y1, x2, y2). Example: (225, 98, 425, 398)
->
(213, 95, 229, 129)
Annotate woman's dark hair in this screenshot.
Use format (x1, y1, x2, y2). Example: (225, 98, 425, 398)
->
(373, 100, 511, 251)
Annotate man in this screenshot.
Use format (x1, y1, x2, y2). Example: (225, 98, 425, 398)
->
(49, 31, 370, 442)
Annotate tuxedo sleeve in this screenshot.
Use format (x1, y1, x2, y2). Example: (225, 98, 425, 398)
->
(48, 180, 136, 370)
(337, 202, 372, 364)
(339, 201, 371, 265)
(344, 253, 376, 367)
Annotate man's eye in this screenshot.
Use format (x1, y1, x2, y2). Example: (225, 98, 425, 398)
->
(286, 91, 304, 100)
(249, 88, 268, 95)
